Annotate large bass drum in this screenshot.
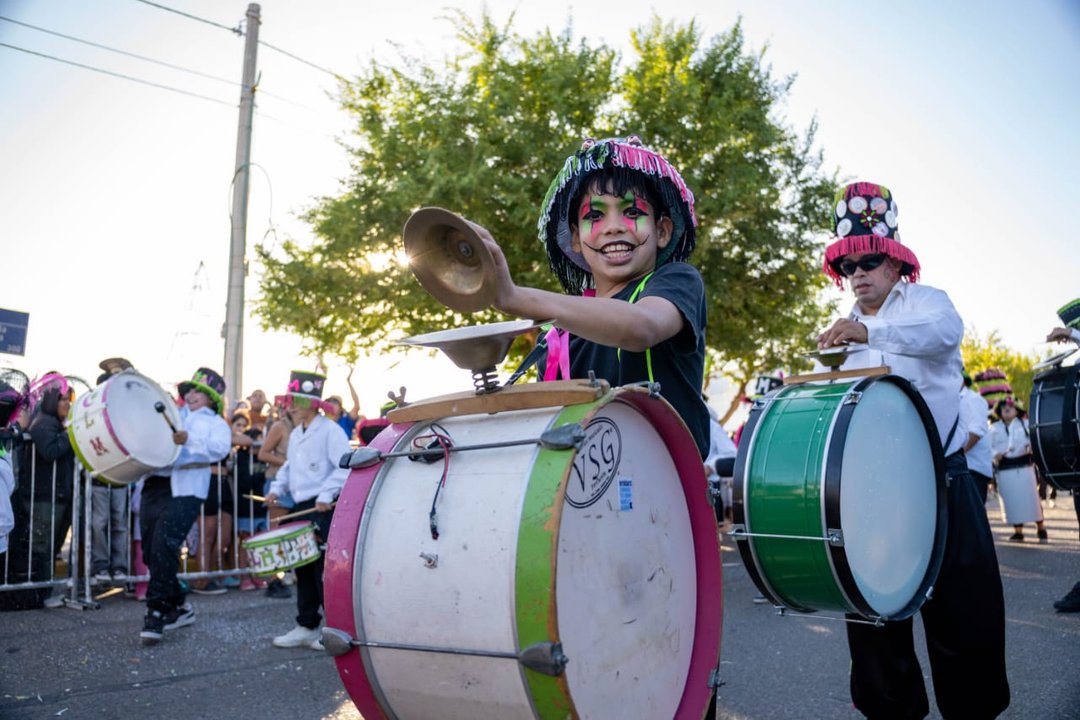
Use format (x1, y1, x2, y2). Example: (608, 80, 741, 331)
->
(323, 386, 722, 720)
(733, 374, 947, 622)
(67, 369, 182, 485)
(1030, 363, 1080, 491)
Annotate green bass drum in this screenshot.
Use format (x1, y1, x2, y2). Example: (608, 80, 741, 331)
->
(733, 374, 947, 622)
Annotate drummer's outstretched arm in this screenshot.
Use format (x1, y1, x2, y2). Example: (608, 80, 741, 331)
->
(472, 222, 683, 352)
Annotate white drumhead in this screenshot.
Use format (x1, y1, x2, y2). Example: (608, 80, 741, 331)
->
(840, 381, 937, 617)
(107, 373, 181, 467)
(556, 401, 696, 719)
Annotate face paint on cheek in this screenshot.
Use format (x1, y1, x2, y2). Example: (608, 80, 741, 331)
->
(621, 192, 653, 233)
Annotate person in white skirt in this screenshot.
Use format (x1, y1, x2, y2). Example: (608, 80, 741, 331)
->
(990, 397, 1048, 543)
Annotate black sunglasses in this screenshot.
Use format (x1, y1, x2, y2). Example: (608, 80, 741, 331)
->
(836, 253, 888, 277)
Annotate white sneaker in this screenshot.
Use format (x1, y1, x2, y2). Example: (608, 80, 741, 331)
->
(272, 625, 321, 648)
(93, 571, 112, 584)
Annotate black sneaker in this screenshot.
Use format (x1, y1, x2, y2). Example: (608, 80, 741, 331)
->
(265, 579, 292, 599)
(1053, 582, 1080, 613)
(141, 610, 166, 645)
(163, 602, 196, 631)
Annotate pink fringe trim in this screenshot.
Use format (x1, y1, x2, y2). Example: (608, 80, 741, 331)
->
(843, 182, 889, 200)
(823, 235, 921, 288)
(611, 144, 697, 226)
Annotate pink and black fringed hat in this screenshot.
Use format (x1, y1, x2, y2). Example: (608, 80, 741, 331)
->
(823, 182, 921, 288)
(537, 135, 698, 294)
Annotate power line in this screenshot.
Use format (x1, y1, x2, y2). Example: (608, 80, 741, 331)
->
(0, 42, 235, 107)
(133, 0, 240, 35)
(131, 0, 344, 82)
(0, 14, 237, 87)
(258, 40, 343, 81)
(0, 14, 326, 113)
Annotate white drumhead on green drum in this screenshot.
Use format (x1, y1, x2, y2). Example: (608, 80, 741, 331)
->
(840, 380, 937, 618)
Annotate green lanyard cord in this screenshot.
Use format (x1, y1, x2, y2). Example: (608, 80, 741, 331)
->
(617, 272, 655, 382)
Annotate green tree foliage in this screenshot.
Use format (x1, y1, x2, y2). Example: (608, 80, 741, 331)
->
(962, 329, 1040, 407)
(254, 12, 838, 414)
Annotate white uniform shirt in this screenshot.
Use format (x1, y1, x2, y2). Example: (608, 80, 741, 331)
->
(0, 451, 14, 554)
(270, 414, 351, 505)
(170, 406, 233, 499)
(990, 418, 1031, 459)
(704, 418, 737, 475)
(836, 281, 966, 455)
(959, 386, 993, 477)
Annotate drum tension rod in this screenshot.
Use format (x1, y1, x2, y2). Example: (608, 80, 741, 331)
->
(774, 607, 885, 627)
(339, 424, 587, 470)
(729, 525, 845, 546)
(319, 628, 569, 676)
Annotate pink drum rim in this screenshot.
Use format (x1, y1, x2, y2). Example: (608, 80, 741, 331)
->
(99, 378, 131, 457)
(324, 421, 412, 720)
(609, 390, 723, 719)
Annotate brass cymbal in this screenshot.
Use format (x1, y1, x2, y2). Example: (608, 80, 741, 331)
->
(403, 207, 496, 313)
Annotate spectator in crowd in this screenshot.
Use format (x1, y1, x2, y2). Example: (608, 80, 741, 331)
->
(5, 375, 76, 610)
(256, 397, 296, 599)
(230, 409, 267, 591)
(247, 389, 269, 437)
(324, 367, 361, 441)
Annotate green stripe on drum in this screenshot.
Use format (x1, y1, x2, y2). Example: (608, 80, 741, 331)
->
(747, 382, 852, 612)
(514, 397, 602, 719)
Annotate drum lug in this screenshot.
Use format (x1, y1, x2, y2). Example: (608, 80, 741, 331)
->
(518, 641, 569, 677)
(708, 667, 724, 689)
(827, 528, 844, 546)
(729, 524, 748, 542)
(540, 424, 586, 450)
(419, 552, 439, 569)
(842, 391, 863, 405)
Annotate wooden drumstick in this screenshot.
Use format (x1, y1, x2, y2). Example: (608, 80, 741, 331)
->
(242, 493, 270, 503)
(153, 401, 179, 433)
(272, 502, 337, 523)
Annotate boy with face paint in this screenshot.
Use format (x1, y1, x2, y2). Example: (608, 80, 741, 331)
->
(470, 135, 710, 459)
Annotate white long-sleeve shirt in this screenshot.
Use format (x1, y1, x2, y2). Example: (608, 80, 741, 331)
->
(833, 281, 966, 455)
(704, 418, 737, 476)
(270, 414, 351, 505)
(990, 418, 1031, 459)
(170, 406, 233, 499)
(959, 386, 993, 476)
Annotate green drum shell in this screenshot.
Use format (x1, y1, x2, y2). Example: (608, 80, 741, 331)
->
(732, 375, 947, 621)
(242, 522, 320, 578)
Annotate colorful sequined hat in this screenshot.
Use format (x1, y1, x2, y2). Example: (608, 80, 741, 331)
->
(1057, 299, 1080, 330)
(974, 368, 1012, 409)
(823, 182, 921, 288)
(178, 367, 226, 415)
(537, 135, 697, 293)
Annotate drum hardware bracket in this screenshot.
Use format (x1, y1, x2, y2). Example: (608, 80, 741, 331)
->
(339, 426, 585, 469)
(318, 628, 568, 676)
(729, 524, 844, 546)
(842, 391, 863, 405)
(418, 552, 438, 568)
(621, 380, 663, 398)
(708, 667, 725, 689)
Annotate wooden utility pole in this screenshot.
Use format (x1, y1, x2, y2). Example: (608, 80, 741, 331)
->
(223, 3, 260, 404)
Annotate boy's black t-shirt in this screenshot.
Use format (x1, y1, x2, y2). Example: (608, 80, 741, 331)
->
(539, 261, 710, 459)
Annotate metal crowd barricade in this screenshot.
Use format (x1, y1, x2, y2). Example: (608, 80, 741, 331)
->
(1, 433, 273, 610)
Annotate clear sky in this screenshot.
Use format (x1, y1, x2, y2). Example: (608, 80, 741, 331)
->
(1, 0, 1077, 416)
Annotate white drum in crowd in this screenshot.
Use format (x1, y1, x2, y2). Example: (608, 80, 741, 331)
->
(67, 369, 182, 485)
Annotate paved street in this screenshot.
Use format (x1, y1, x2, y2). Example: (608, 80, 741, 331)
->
(1, 498, 1078, 719)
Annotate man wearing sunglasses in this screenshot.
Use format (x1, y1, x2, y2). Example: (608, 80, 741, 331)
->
(816, 182, 1009, 720)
